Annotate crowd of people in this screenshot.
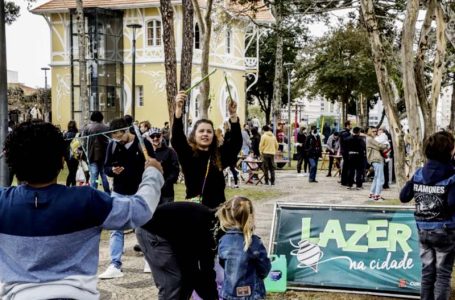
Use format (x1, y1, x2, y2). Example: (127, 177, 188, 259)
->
(0, 92, 272, 300)
(2, 89, 455, 299)
(293, 120, 394, 200)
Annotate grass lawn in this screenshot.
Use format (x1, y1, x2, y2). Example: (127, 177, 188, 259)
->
(174, 182, 283, 202)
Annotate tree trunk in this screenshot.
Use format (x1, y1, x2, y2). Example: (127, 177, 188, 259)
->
(0, 0, 10, 186)
(414, 0, 434, 140)
(193, 0, 213, 119)
(377, 109, 386, 128)
(272, 2, 283, 129)
(401, 0, 424, 172)
(429, 4, 446, 132)
(76, 0, 89, 126)
(160, 0, 178, 126)
(450, 81, 455, 131)
(180, 0, 194, 92)
(359, 0, 407, 186)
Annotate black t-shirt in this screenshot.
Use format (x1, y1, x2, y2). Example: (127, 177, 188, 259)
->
(141, 202, 217, 252)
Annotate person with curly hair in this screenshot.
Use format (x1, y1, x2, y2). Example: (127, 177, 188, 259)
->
(0, 120, 164, 300)
(172, 91, 242, 208)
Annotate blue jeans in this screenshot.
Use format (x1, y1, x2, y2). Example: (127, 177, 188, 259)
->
(370, 162, 384, 195)
(419, 229, 455, 300)
(89, 161, 110, 193)
(109, 191, 124, 269)
(309, 158, 318, 182)
(241, 146, 249, 173)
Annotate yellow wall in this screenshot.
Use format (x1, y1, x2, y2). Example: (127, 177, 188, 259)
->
(49, 6, 250, 129)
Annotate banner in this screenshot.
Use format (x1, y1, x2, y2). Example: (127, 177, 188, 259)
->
(270, 203, 421, 298)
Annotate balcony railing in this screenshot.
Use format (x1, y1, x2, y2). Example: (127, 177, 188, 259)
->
(245, 57, 258, 69)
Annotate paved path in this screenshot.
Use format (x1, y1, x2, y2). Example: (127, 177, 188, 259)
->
(97, 170, 402, 299)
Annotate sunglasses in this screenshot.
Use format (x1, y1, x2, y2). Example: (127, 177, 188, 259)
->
(150, 134, 161, 139)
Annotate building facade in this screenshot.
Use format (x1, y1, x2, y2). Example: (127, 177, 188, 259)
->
(32, 0, 273, 129)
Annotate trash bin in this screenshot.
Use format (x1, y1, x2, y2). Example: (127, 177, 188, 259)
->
(265, 255, 287, 293)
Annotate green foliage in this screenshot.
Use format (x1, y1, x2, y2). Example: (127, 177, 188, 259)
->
(294, 22, 379, 111)
(4, 1, 20, 25)
(246, 28, 300, 110)
(4, 1, 37, 25)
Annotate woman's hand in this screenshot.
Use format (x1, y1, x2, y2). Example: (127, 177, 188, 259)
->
(174, 91, 187, 119)
(228, 99, 238, 122)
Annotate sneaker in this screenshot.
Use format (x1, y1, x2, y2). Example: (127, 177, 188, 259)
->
(144, 260, 151, 273)
(356, 187, 363, 190)
(133, 244, 142, 252)
(326, 174, 332, 177)
(99, 264, 124, 279)
(347, 187, 353, 190)
(233, 184, 239, 188)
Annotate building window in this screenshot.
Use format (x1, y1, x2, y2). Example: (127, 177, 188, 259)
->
(136, 85, 144, 106)
(147, 20, 162, 46)
(194, 94, 200, 118)
(195, 23, 201, 49)
(226, 28, 232, 54)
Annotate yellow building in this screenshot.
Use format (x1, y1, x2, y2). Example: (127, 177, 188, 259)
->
(32, 0, 273, 129)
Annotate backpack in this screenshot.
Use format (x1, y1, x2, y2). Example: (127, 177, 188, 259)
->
(70, 133, 82, 159)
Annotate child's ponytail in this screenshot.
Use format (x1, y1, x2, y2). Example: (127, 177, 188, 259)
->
(216, 196, 255, 252)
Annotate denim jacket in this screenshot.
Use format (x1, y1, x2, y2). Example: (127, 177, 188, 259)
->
(218, 229, 271, 300)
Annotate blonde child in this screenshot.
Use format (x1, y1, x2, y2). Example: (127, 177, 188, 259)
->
(216, 196, 271, 300)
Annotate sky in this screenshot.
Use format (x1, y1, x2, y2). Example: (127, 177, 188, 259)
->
(5, 1, 349, 89)
(6, 0, 50, 88)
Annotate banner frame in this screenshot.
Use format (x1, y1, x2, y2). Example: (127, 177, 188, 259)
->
(268, 202, 420, 299)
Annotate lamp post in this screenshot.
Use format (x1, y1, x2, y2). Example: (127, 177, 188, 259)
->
(0, 0, 9, 186)
(127, 23, 142, 120)
(284, 62, 293, 167)
(41, 67, 50, 89)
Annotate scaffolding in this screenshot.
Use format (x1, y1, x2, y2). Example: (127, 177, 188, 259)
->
(69, 8, 124, 123)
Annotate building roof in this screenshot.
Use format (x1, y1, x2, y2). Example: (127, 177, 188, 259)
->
(31, 0, 274, 23)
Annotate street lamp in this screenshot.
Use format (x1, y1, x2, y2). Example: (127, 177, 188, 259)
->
(41, 67, 50, 89)
(127, 23, 142, 120)
(40, 67, 50, 121)
(284, 62, 293, 167)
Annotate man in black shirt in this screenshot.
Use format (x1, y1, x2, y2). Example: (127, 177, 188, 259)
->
(345, 127, 366, 189)
(296, 126, 308, 174)
(305, 126, 322, 183)
(99, 118, 156, 279)
(137, 202, 218, 300)
(339, 120, 352, 186)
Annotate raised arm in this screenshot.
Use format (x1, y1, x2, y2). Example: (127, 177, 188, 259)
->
(171, 91, 192, 163)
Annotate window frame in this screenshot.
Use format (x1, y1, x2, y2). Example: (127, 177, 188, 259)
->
(146, 19, 162, 47)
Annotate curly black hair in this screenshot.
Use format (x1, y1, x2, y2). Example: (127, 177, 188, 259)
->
(4, 121, 66, 184)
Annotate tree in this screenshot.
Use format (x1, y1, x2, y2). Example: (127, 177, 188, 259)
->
(160, 0, 178, 125)
(160, 1, 194, 125)
(193, 0, 214, 119)
(246, 29, 298, 124)
(359, 0, 407, 186)
(360, 0, 451, 182)
(271, 1, 284, 128)
(180, 0, 194, 92)
(294, 23, 379, 126)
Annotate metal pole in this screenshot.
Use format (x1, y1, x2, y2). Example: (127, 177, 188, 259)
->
(131, 29, 136, 120)
(287, 70, 291, 167)
(0, 0, 10, 186)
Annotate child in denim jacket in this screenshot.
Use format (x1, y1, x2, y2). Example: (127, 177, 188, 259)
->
(216, 196, 271, 300)
(400, 131, 455, 300)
